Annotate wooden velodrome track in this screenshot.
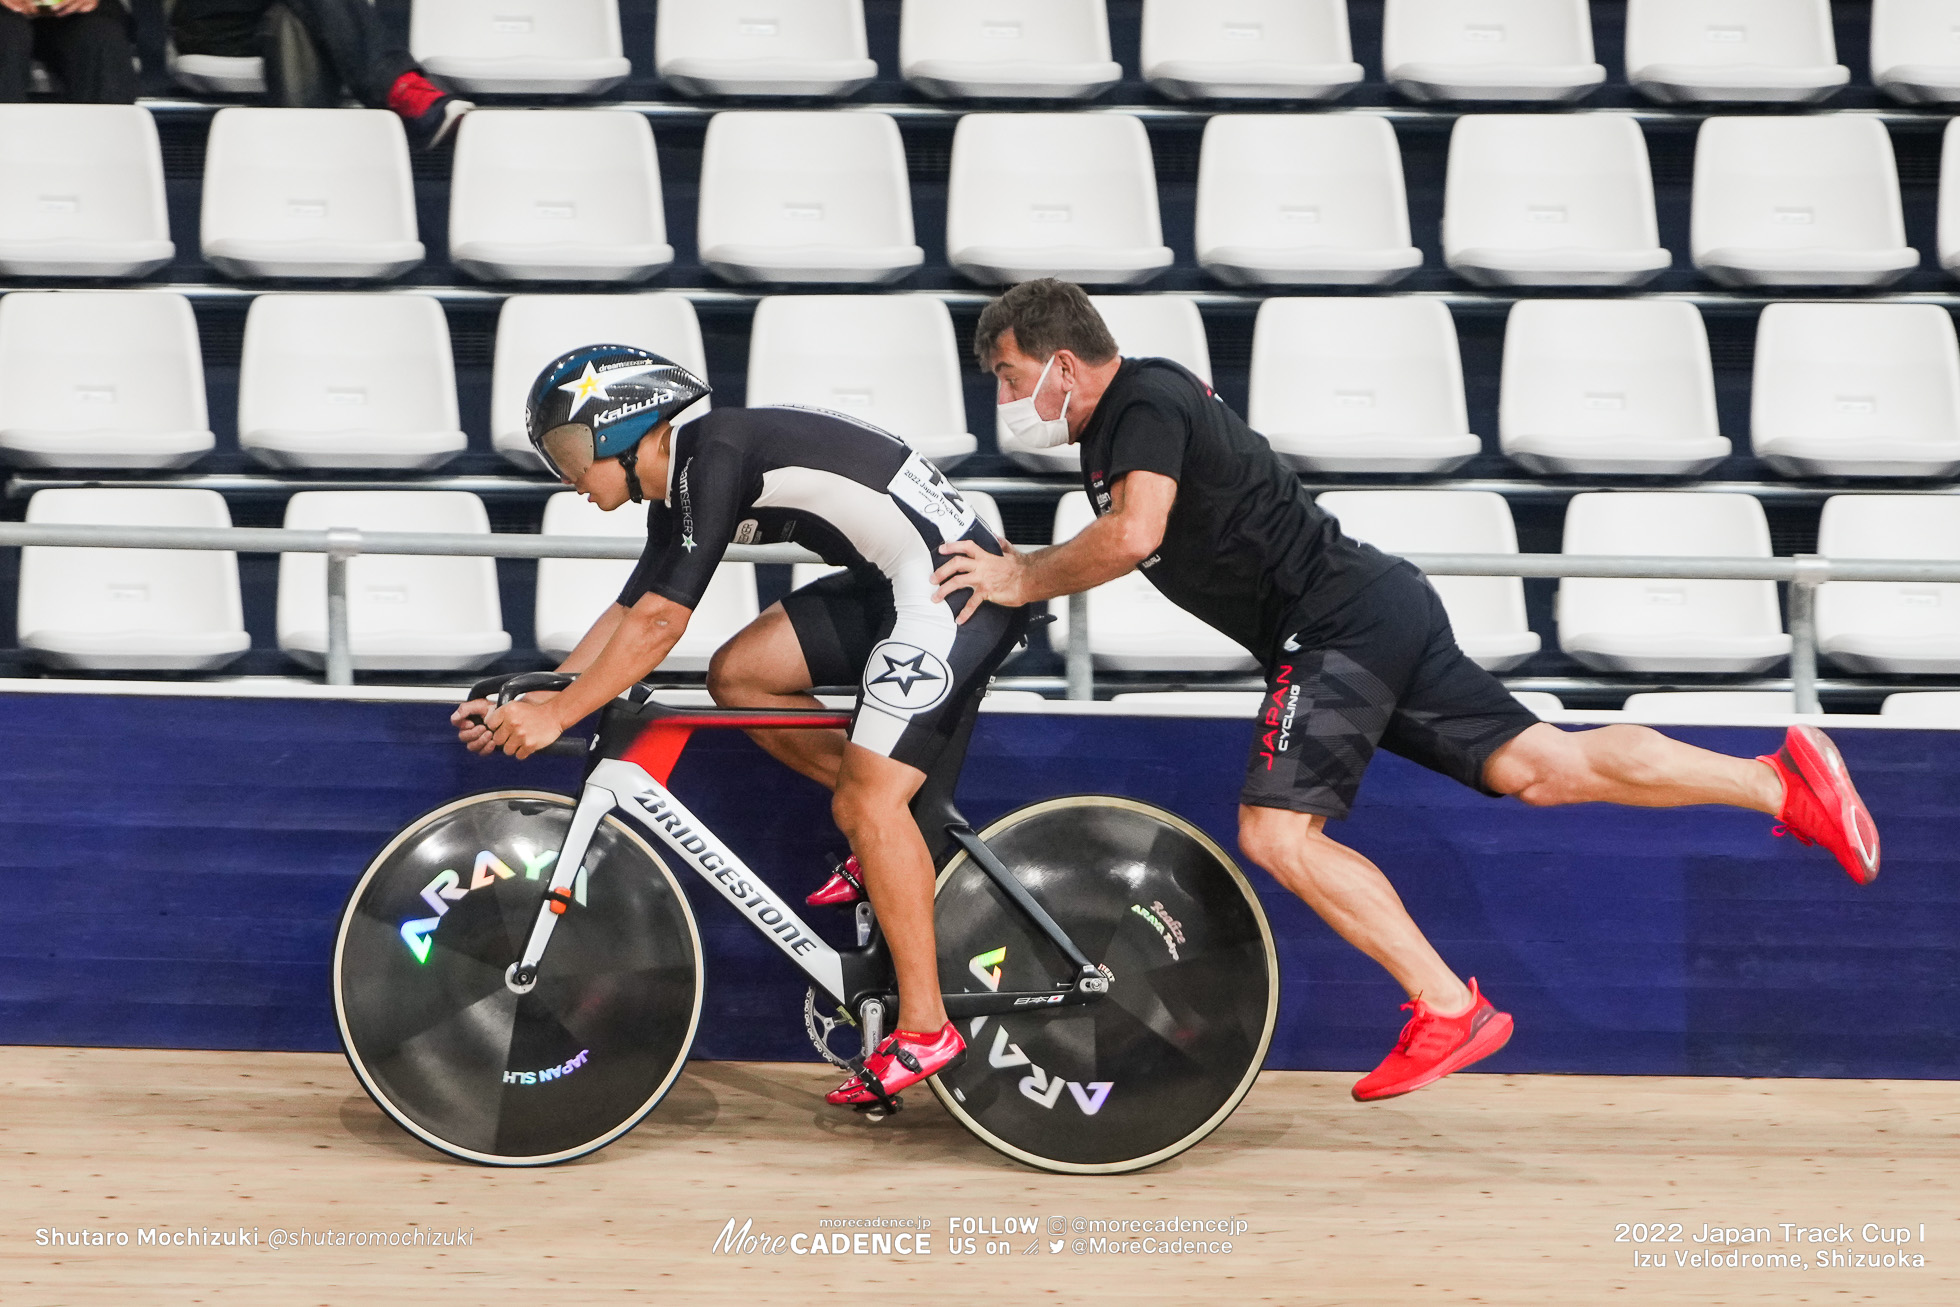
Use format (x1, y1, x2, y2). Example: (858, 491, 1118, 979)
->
(3, 1048, 1956, 1305)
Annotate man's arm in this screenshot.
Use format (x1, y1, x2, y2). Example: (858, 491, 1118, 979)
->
(485, 593, 693, 757)
(931, 471, 1177, 623)
(450, 601, 632, 753)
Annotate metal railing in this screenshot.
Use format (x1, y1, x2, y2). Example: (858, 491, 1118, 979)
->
(2, 521, 1958, 711)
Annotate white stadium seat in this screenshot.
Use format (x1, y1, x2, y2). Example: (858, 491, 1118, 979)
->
(946, 113, 1172, 287)
(997, 294, 1210, 475)
(1108, 691, 1267, 714)
(168, 51, 264, 95)
(746, 295, 976, 468)
(1442, 114, 1669, 287)
(448, 109, 673, 284)
(490, 293, 710, 469)
(1619, 691, 1799, 721)
(18, 488, 249, 673)
(1936, 120, 1960, 278)
(1752, 304, 1960, 480)
(656, 0, 876, 98)
(1558, 492, 1790, 674)
(1691, 116, 1916, 289)
(790, 491, 1004, 590)
(0, 291, 214, 469)
(410, 0, 630, 96)
(0, 104, 173, 278)
(1383, 0, 1605, 103)
(1881, 691, 1960, 726)
(536, 492, 762, 670)
(1626, 0, 1849, 104)
(1816, 495, 1960, 675)
(1498, 299, 1729, 476)
(1510, 691, 1564, 718)
(900, 0, 1121, 100)
(1049, 492, 1256, 673)
(1140, 0, 1363, 102)
(1248, 297, 1479, 474)
(1314, 490, 1541, 671)
(697, 111, 923, 286)
(1194, 114, 1421, 288)
(238, 294, 465, 471)
(278, 491, 511, 673)
(199, 108, 423, 281)
(1872, 0, 1960, 104)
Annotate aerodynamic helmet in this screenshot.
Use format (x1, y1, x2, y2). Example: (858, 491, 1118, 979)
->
(524, 345, 712, 497)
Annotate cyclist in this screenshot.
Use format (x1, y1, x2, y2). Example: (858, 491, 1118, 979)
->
(451, 344, 1027, 1109)
(933, 279, 1880, 1103)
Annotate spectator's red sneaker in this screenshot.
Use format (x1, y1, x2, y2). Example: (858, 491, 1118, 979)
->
(826, 1024, 965, 1107)
(1351, 978, 1513, 1102)
(1758, 725, 1879, 885)
(806, 854, 864, 907)
(388, 72, 471, 150)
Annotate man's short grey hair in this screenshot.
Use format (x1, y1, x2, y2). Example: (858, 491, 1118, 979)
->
(973, 278, 1120, 368)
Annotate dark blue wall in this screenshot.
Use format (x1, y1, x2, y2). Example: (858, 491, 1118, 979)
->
(1, 692, 1952, 1078)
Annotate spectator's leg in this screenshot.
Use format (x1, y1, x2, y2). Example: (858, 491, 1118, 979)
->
(274, 0, 412, 106)
(35, 6, 140, 105)
(260, 1, 336, 107)
(0, 10, 37, 103)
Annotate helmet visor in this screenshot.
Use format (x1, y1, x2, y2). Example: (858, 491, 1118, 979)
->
(538, 423, 596, 482)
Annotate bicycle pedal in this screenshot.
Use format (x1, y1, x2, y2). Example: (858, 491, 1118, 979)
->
(853, 1094, 902, 1118)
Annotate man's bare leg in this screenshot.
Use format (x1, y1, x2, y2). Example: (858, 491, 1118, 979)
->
(1238, 805, 1474, 1013)
(1485, 722, 1783, 813)
(706, 604, 847, 791)
(1238, 723, 1788, 1015)
(831, 744, 945, 1033)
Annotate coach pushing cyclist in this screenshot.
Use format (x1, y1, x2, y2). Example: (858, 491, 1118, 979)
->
(934, 279, 1879, 1102)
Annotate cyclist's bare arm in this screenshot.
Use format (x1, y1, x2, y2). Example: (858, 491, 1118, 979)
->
(451, 602, 629, 752)
(470, 594, 694, 758)
(930, 471, 1176, 623)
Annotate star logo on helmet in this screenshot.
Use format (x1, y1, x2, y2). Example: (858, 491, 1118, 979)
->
(559, 360, 657, 419)
(868, 650, 943, 696)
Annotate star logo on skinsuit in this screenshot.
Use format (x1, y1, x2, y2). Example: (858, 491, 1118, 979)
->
(681, 534, 697, 552)
(558, 361, 656, 418)
(870, 650, 943, 696)
(862, 640, 954, 713)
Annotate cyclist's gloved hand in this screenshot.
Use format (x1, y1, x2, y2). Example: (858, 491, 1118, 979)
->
(451, 697, 498, 756)
(484, 697, 565, 760)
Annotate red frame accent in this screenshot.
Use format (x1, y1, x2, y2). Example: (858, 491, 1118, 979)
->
(618, 711, 853, 786)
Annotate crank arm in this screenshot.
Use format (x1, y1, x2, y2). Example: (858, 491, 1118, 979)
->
(942, 984, 1106, 1019)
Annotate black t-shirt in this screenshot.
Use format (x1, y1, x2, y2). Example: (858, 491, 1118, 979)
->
(1075, 358, 1399, 662)
(617, 405, 983, 610)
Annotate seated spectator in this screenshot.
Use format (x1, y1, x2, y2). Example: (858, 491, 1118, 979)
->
(171, 0, 470, 148)
(0, 0, 138, 104)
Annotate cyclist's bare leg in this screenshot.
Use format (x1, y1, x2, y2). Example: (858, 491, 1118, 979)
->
(707, 604, 848, 790)
(1238, 804, 1475, 1015)
(832, 743, 946, 1033)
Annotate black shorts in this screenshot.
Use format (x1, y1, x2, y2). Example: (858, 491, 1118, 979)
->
(1243, 561, 1541, 819)
(781, 566, 1027, 774)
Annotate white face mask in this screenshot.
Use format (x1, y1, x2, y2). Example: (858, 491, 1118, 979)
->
(998, 354, 1072, 450)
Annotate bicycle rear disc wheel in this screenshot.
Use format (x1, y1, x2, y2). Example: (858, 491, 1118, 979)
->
(333, 790, 703, 1166)
(929, 796, 1278, 1175)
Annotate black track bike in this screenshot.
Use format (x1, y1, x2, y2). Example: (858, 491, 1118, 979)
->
(332, 672, 1279, 1174)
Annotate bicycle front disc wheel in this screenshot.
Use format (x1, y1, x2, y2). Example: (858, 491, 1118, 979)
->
(333, 790, 703, 1166)
(930, 796, 1278, 1174)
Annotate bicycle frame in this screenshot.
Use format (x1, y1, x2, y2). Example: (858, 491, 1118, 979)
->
(505, 695, 1111, 1019)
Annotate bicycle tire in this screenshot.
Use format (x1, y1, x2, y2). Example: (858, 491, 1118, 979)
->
(928, 796, 1279, 1175)
(333, 790, 703, 1166)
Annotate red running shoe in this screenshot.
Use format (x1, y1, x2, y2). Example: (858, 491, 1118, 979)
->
(825, 1024, 965, 1107)
(1351, 978, 1513, 1103)
(806, 854, 864, 907)
(1758, 724, 1879, 885)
